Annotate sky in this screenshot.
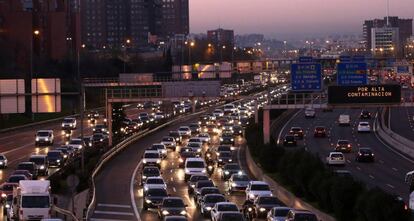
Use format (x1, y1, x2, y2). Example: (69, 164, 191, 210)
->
(189, 0, 414, 38)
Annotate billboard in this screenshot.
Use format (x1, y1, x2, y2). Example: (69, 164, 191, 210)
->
(219, 62, 232, 78)
(237, 62, 251, 74)
(328, 85, 401, 105)
(0, 79, 25, 113)
(291, 63, 322, 91)
(337, 62, 368, 86)
(32, 78, 61, 113)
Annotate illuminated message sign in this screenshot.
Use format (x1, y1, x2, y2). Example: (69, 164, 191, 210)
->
(32, 78, 61, 113)
(328, 85, 401, 104)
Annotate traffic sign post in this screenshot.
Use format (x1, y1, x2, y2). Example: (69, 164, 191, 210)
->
(337, 62, 368, 86)
(291, 63, 322, 92)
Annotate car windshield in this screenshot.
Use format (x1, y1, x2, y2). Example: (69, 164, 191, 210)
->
(152, 145, 165, 149)
(285, 136, 295, 140)
(258, 197, 279, 205)
(251, 184, 270, 191)
(0, 155, 4, 160)
(163, 137, 174, 142)
(220, 213, 244, 221)
(197, 181, 214, 188)
(163, 199, 184, 207)
(186, 161, 204, 168)
(179, 127, 189, 131)
(204, 195, 225, 203)
(218, 204, 239, 211)
(147, 179, 164, 184)
(360, 122, 369, 126)
(143, 168, 160, 175)
(47, 152, 61, 158)
(30, 157, 45, 165)
(233, 175, 249, 181)
(144, 153, 159, 158)
(225, 164, 240, 170)
(220, 152, 231, 158)
(218, 146, 231, 152)
(190, 176, 208, 182)
(316, 127, 325, 130)
(2, 184, 14, 191)
(17, 164, 34, 171)
(21, 196, 50, 208)
(69, 140, 82, 145)
(201, 188, 220, 195)
(37, 132, 50, 136)
(331, 154, 343, 158)
(169, 132, 179, 136)
(146, 189, 167, 197)
(294, 214, 318, 221)
(8, 176, 25, 183)
(63, 119, 74, 123)
(139, 113, 148, 117)
(360, 149, 371, 154)
(93, 134, 104, 139)
(188, 143, 201, 148)
(291, 128, 301, 131)
(189, 139, 201, 143)
(274, 208, 291, 216)
(338, 141, 349, 145)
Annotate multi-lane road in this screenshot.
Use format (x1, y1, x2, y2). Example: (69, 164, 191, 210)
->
(277, 107, 414, 201)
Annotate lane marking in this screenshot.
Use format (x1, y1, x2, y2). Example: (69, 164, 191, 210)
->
(97, 203, 132, 208)
(379, 160, 384, 164)
(94, 211, 134, 216)
(173, 187, 177, 192)
(369, 174, 375, 179)
(386, 184, 395, 189)
(130, 160, 142, 221)
(392, 167, 398, 172)
(356, 166, 361, 171)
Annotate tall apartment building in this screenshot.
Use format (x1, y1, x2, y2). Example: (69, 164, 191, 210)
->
(207, 28, 235, 47)
(0, 0, 81, 63)
(81, 0, 189, 49)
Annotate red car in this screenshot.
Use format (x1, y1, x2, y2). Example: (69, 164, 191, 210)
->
(314, 126, 327, 137)
(0, 183, 18, 201)
(289, 127, 304, 139)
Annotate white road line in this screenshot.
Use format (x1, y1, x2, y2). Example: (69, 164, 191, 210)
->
(346, 160, 351, 163)
(369, 174, 375, 179)
(392, 167, 398, 171)
(94, 211, 134, 216)
(173, 187, 177, 192)
(130, 160, 142, 221)
(379, 160, 384, 164)
(277, 110, 301, 145)
(356, 166, 361, 170)
(97, 203, 131, 208)
(386, 184, 395, 189)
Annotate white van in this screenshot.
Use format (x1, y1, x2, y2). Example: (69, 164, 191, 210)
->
(184, 158, 206, 181)
(338, 114, 350, 126)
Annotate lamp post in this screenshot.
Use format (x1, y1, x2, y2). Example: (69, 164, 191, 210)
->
(123, 39, 131, 73)
(221, 45, 226, 64)
(189, 41, 195, 66)
(31, 30, 40, 121)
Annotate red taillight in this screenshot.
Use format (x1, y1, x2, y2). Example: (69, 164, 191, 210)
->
(20, 209, 23, 215)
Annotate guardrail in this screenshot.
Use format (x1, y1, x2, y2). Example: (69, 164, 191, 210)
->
(53, 205, 79, 221)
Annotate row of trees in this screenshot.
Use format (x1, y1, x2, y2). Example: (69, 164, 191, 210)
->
(245, 120, 411, 221)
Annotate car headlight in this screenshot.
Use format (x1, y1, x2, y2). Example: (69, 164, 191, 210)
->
(249, 193, 255, 199)
(259, 207, 266, 212)
(56, 159, 60, 163)
(161, 149, 167, 153)
(238, 171, 243, 175)
(201, 169, 206, 173)
(219, 159, 223, 162)
(224, 171, 229, 175)
(40, 165, 45, 170)
(5, 204, 10, 209)
(61, 124, 65, 127)
(185, 169, 190, 173)
(45, 138, 49, 141)
(162, 210, 169, 216)
(230, 138, 234, 141)
(0, 162, 3, 165)
(1, 193, 6, 198)
(220, 138, 223, 141)
(179, 158, 183, 163)
(231, 183, 237, 187)
(145, 199, 151, 204)
(180, 210, 187, 215)
(197, 149, 201, 152)
(191, 184, 195, 188)
(156, 160, 161, 164)
(100, 139, 103, 142)
(63, 155, 68, 158)
(143, 160, 147, 164)
(35, 137, 40, 141)
(142, 175, 147, 179)
(248, 207, 253, 212)
(206, 206, 212, 211)
(229, 159, 233, 162)
(231, 146, 236, 151)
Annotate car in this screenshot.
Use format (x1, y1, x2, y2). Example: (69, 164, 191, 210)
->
(184, 158, 206, 181)
(207, 124, 219, 135)
(17, 162, 38, 179)
(333, 170, 353, 178)
(164, 216, 188, 221)
(56, 146, 75, 159)
(217, 118, 229, 127)
(221, 163, 242, 180)
(11, 170, 33, 180)
(200, 194, 227, 218)
(3, 194, 12, 216)
(222, 123, 234, 132)
(211, 202, 239, 221)
(220, 132, 235, 145)
(92, 133, 108, 148)
(335, 140, 352, 152)
(304, 108, 316, 118)
(267, 206, 293, 221)
(357, 121, 371, 133)
(142, 150, 162, 167)
(144, 177, 167, 192)
(143, 187, 168, 210)
(217, 151, 233, 167)
(47, 150, 65, 168)
(216, 145, 233, 153)
(169, 131, 182, 144)
(154, 112, 166, 120)
(356, 147, 375, 162)
(217, 211, 245, 221)
(285, 210, 318, 221)
(195, 187, 221, 205)
(245, 181, 273, 202)
(141, 166, 161, 185)
(189, 123, 201, 134)
(0, 183, 18, 201)
(93, 124, 108, 134)
(0, 154, 8, 168)
(82, 136, 93, 147)
(198, 115, 210, 126)
(194, 180, 215, 198)
(178, 126, 192, 137)
(186, 143, 202, 157)
(197, 133, 211, 144)
(35, 130, 54, 146)
(338, 114, 351, 126)
(253, 196, 281, 218)
(140, 116, 151, 124)
(29, 155, 49, 176)
(158, 197, 187, 218)
(61, 117, 77, 130)
(289, 127, 303, 139)
(68, 138, 84, 151)
(187, 174, 209, 195)
(283, 135, 297, 147)
(224, 104, 236, 114)
(232, 125, 243, 136)
(326, 152, 345, 166)
(228, 173, 250, 193)
(240, 117, 250, 127)
(7, 175, 28, 184)
(360, 110, 371, 119)
(313, 126, 326, 137)
(178, 148, 196, 168)
(151, 143, 168, 159)
(161, 136, 177, 151)
(213, 109, 224, 117)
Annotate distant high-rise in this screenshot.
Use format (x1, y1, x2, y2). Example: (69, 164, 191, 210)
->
(81, 0, 189, 49)
(207, 28, 234, 48)
(371, 27, 399, 57)
(363, 16, 412, 57)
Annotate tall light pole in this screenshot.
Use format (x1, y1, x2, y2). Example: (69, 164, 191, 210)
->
(221, 45, 226, 64)
(78, 43, 85, 173)
(123, 39, 131, 73)
(31, 30, 40, 121)
(189, 41, 195, 66)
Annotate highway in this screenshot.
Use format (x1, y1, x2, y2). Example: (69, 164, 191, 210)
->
(277, 107, 414, 201)
(390, 106, 414, 141)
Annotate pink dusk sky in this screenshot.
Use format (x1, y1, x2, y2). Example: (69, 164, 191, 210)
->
(190, 0, 414, 37)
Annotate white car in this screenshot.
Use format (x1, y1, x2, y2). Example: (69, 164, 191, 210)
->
(178, 126, 192, 137)
(143, 177, 167, 192)
(304, 108, 316, 118)
(267, 206, 293, 221)
(338, 114, 350, 126)
(0, 154, 8, 168)
(188, 138, 203, 146)
(154, 112, 165, 120)
(326, 152, 345, 166)
(151, 143, 167, 159)
(61, 117, 77, 130)
(213, 109, 224, 117)
(184, 158, 206, 181)
(245, 181, 273, 201)
(357, 122, 371, 133)
(187, 142, 202, 155)
(68, 138, 83, 151)
(161, 136, 176, 150)
(35, 130, 54, 146)
(142, 150, 162, 167)
(211, 202, 239, 221)
(197, 133, 211, 144)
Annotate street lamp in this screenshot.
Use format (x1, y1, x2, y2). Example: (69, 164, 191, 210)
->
(30, 29, 40, 120)
(188, 41, 195, 66)
(123, 39, 131, 73)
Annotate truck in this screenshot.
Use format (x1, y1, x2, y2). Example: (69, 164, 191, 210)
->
(10, 180, 52, 221)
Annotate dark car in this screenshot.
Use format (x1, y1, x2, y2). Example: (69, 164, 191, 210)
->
(240, 117, 250, 127)
(194, 180, 215, 197)
(12, 170, 33, 180)
(217, 212, 245, 221)
(7, 175, 28, 184)
(228, 174, 250, 193)
(195, 187, 221, 205)
(283, 135, 297, 147)
(253, 196, 281, 218)
(198, 115, 210, 126)
(207, 124, 218, 135)
(92, 133, 108, 148)
(93, 124, 108, 134)
(313, 126, 327, 137)
(47, 150, 65, 168)
(232, 125, 243, 136)
(141, 166, 161, 185)
(216, 145, 232, 153)
(221, 163, 242, 180)
(158, 197, 187, 218)
(289, 127, 303, 139)
(360, 110, 371, 119)
(143, 188, 168, 210)
(356, 147, 374, 162)
(217, 151, 233, 167)
(187, 174, 209, 195)
(29, 155, 49, 176)
(335, 140, 352, 153)
(200, 194, 226, 218)
(17, 162, 38, 179)
(169, 131, 182, 144)
(189, 123, 201, 134)
(179, 148, 196, 168)
(220, 133, 235, 145)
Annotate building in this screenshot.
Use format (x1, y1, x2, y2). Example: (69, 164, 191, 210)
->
(371, 27, 399, 57)
(81, 0, 189, 49)
(0, 0, 81, 63)
(363, 16, 412, 57)
(207, 28, 234, 48)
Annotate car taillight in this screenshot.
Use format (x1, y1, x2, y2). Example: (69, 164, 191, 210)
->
(348, 144, 351, 147)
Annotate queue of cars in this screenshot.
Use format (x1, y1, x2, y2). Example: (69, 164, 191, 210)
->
(139, 94, 318, 221)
